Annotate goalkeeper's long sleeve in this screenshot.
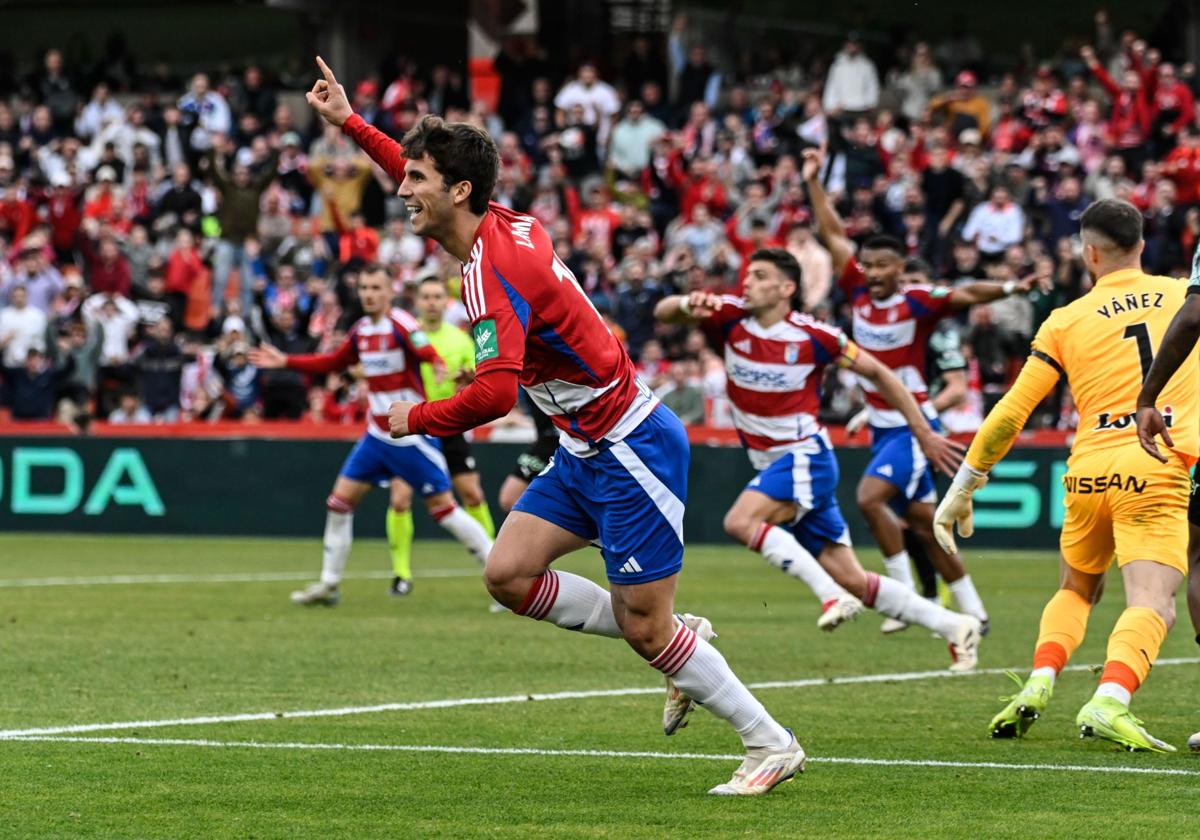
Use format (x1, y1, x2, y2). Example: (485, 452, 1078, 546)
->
(965, 356, 1061, 473)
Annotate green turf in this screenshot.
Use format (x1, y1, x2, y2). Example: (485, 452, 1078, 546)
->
(2, 534, 1199, 839)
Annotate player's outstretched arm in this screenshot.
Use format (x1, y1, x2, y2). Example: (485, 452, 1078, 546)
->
(848, 348, 964, 476)
(653, 291, 723, 324)
(256, 334, 357, 375)
(1136, 293, 1200, 462)
(801, 145, 854, 276)
(948, 266, 1052, 308)
(389, 368, 520, 438)
(305, 56, 408, 183)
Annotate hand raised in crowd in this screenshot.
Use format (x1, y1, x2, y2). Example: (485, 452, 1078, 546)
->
(306, 56, 353, 128)
(685, 291, 723, 319)
(800, 144, 826, 182)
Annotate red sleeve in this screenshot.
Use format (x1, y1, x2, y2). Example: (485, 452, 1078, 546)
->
(838, 257, 866, 297)
(1175, 86, 1196, 132)
(1090, 63, 1121, 100)
(407, 368, 520, 436)
(341, 113, 407, 183)
(904, 285, 955, 322)
(285, 333, 358, 374)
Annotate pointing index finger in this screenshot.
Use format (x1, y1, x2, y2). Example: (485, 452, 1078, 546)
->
(315, 55, 337, 84)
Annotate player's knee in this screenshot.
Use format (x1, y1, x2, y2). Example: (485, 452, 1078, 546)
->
(498, 479, 524, 513)
(483, 562, 522, 604)
(723, 509, 755, 544)
(856, 484, 884, 513)
(459, 485, 485, 507)
(619, 612, 674, 659)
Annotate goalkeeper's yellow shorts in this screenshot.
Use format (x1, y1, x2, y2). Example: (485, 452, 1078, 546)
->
(1059, 443, 1190, 576)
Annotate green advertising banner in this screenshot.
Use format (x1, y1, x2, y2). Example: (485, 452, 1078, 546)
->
(0, 436, 1071, 548)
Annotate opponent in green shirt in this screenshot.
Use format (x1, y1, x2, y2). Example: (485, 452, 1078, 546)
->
(385, 276, 497, 594)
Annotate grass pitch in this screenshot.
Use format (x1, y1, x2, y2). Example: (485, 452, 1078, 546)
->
(2, 534, 1199, 839)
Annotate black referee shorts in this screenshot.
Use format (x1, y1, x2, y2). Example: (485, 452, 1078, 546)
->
(511, 406, 560, 482)
(438, 433, 477, 477)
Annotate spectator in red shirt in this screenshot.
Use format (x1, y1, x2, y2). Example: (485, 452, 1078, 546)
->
(1082, 44, 1154, 173)
(337, 210, 380, 264)
(678, 157, 728, 221)
(164, 227, 204, 328)
(573, 184, 620, 250)
(1163, 125, 1200, 205)
(41, 173, 82, 262)
(1149, 62, 1196, 154)
(79, 218, 131, 297)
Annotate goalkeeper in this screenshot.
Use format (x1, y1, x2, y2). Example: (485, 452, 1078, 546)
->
(935, 199, 1199, 752)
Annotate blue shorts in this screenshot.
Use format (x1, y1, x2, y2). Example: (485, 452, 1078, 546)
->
(866, 420, 941, 515)
(514, 406, 687, 585)
(746, 440, 852, 557)
(339, 433, 452, 497)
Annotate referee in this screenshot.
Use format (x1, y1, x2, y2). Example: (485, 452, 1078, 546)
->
(385, 274, 496, 595)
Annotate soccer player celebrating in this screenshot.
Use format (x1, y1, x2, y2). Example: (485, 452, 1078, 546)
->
(803, 146, 1043, 634)
(655, 250, 983, 669)
(382, 275, 498, 596)
(305, 57, 803, 795)
(938, 199, 1198, 751)
(249, 266, 494, 606)
(1134, 242, 1200, 751)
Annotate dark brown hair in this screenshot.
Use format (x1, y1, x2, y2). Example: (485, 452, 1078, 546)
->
(1080, 199, 1143, 250)
(402, 115, 498, 215)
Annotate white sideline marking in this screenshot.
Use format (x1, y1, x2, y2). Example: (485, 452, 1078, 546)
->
(6, 735, 1199, 779)
(0, 568, 479, 588)
(2, 657, 1197, 741)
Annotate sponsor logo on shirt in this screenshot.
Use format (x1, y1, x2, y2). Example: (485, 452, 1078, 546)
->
(1094, 406, 1173, 431)
(473, 319, 499, 363)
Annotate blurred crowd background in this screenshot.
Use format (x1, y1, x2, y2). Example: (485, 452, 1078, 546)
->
(0, 5, 1196, 433)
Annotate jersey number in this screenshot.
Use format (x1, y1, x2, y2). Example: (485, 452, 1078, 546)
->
(1123, 322, 1155, 380)
(551, 254, 602, 318)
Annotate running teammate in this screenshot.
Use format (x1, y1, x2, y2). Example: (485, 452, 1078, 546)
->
(385, 275, 498, 596)
(1134, 240, 1200, 751)
(940, 199, 1198, 751)
(804, 146, 1047, 633)
(249, 265, 494, 606)
(655, 249, 983, 668)
(305, 57, 804, 794)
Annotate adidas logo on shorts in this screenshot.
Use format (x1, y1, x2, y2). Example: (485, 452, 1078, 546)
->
(617, 557, 644, 574)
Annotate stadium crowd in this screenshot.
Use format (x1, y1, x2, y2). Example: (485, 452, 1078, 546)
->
(0, 10, 1196, 431)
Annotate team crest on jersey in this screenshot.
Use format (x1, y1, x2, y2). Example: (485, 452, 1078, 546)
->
(733, 338, 752, 354)
(473, 319, 499, 363)
(784, 344, 799, 364)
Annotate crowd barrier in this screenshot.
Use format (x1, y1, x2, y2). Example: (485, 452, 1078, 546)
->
(0, 422, 1072, 550)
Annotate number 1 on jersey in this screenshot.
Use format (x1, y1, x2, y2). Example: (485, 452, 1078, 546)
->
(1123, 322, 1155, 380)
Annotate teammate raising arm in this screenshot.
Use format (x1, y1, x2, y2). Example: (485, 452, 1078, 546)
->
(937, 199, 1199, 751)
(655, 251, 983, 671)
(307, 57, 805, 795)
(803, 144, 1047, 634)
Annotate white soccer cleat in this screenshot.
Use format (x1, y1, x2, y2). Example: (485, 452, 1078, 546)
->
(817, 594, 863, 631)
(947, 615, 983, 672)
(880, 617, 909, 634)
(290, 581, 340, 606)
(662, 613, 716, 735)
(1189, 730, 1200, 752)
(708, 731, 807, 796)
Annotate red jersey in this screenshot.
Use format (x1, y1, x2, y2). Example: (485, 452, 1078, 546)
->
(286, 308, 438, 445)
(458, 203, 655, 454)
(339, 114, 656, 454)
(702, 295, 859, 468)
(1164, 145, 1200, 205)
(839, 259, 952, 428)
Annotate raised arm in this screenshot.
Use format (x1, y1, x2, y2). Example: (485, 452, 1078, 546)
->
(947, 266, 1049, 308)
(653, 290, 723, 325)
(801, 146, 854, 275)
(304, 56, 409, 183)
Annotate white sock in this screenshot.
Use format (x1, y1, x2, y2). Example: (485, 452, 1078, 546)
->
(1094, 682, 1132, 706)
(516, 570, 621, 637)
(320, 501, 354, 586)
(752, 523, 845, 603)
(434, 504, 493, 565)
(948, 575, 987, 621)
(651, 620, 792, 750)
(883, 550, 916, 590)
(1030, 666, 1058, 684)
(869, 573, 962, 639)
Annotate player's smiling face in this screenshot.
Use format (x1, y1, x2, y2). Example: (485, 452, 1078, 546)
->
(399, 154, 454, 237)
(859, 248, 903, 299)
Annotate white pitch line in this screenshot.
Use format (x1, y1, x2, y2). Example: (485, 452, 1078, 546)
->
(6, 735, 1199, 779)
(0, 568, 480, 588)
(2, 657, 1197, 741)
